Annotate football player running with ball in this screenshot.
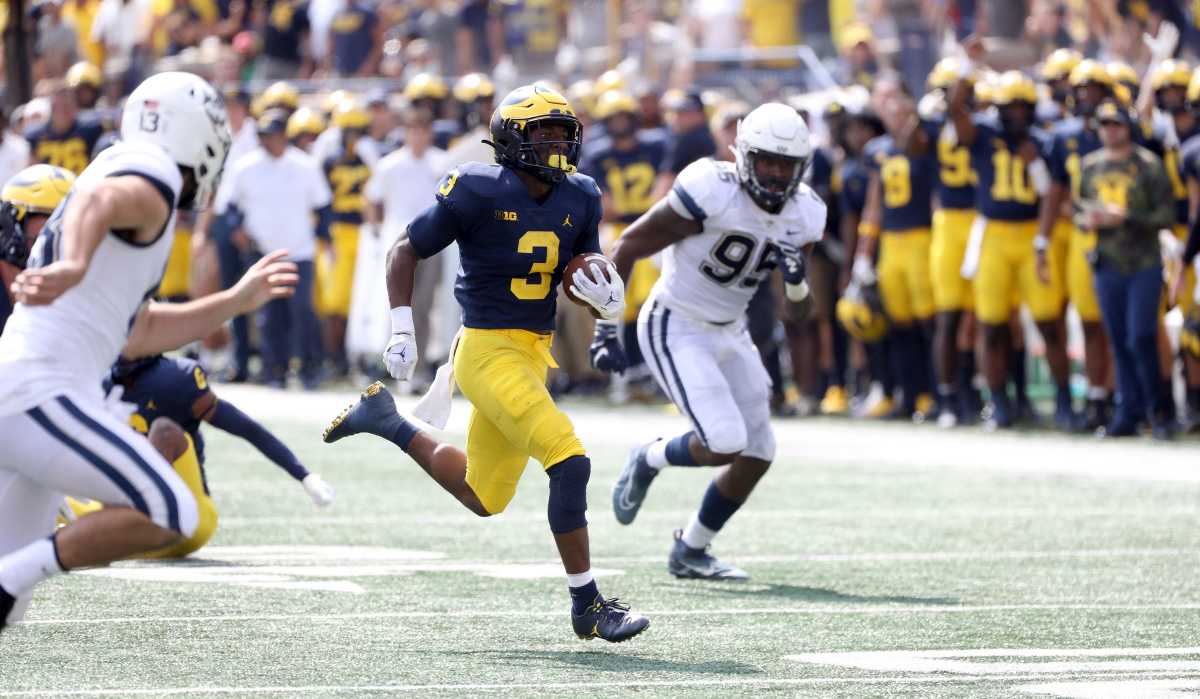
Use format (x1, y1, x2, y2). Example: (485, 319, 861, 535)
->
(323, 84, 649, 643)
(596, 103, 826, 580)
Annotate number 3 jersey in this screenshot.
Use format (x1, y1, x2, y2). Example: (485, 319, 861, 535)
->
(0, 141, 182, 415)
(656, 158, 826, 324)
(406, 161, 602, 332)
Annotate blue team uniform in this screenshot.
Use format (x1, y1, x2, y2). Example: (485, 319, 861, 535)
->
(407, 161, 602, 332)
(109, 355, 212, 466)
(25, 117, 105, 175)
(578, 132, 667, 224)
(865, 135, 936, 231)
(838, 156, 870, 219)
(968, 116, 1048, 222)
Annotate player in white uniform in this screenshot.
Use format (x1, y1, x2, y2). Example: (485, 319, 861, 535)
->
(0, 73, 293, 631)
(592, 103, 825, 579)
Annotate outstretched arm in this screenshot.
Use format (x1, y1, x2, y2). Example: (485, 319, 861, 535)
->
(610, 198, 702, 283)
(203, 397, 310, 482)
(123, 250, 298, 359)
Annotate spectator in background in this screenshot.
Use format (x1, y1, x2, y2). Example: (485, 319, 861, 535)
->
(65, 61, 102, 110)
(62, 0, 105, 68)
(408, 0, 460, 76)
(255, 0, 312, 80)
(223, 109, 332, 389)
(495, 0, 569, 83)
(362, 107, 446, 387)
(656, 88, 716, 197)
(160, 0, 205, 56)
(835, 22, 879, 89)
(741, 0, 800, 68)
(0, 107, 32, 188)
(456, 0, 495, 73)
(32, 0, 80, 80)
(24, 80, 103, 175)
(91, 0, 152, 88)
(326, 0, 382, 77)
(686, 0, 743, 57)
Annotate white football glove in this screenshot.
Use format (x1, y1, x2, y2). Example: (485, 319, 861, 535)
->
(1144, 22, 1180, 63)
(851, 254, 877, 286)
(383, 307, 418, 381)
(103, 384, 138, 424)
(302, 473, 335, 507)
(570, 261, 625, 321)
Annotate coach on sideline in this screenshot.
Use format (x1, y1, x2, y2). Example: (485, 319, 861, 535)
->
(223, 108, 333, 389)
(1076, 101, 1175, 439)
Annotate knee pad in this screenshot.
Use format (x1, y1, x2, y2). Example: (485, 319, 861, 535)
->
(546, 455, 590, 534)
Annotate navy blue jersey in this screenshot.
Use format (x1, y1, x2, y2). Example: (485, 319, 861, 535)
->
(25, 117, 104, 174)
(261, 0, 310, 63)
(330, 1, 377, 75)
(0, 288, 11, 335)
(1046, 117, 1100, 203)
(838, 155, 870, 220)
(865, 134, 936, 231)
(433, 119, 461, 151)
(923, 118, 976, 209)
(967, 116, 1048, 222)
(323, 152, 370, 224)
(407, 161, 603, 331)
(1181, 132, 1200, 187)
(1161, 122, 1199, 226)
(664, 125, 717, 174)
(578, 132, 667, 224)
(109, 355, 211, 466)
(809, 146, 840, 235)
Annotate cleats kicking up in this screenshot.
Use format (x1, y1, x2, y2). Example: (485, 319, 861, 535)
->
(323, 381, 408, 444)
(611, 445, 657, 525)
(668, 530, 748, 581)
(571, 595, 650, 642)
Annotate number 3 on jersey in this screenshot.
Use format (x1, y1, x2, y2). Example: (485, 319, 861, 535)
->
(511, 230, 560, 300)
(701, 233, 779, 288)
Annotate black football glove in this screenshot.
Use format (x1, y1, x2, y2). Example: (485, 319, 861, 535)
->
(589, 320, 628, 373)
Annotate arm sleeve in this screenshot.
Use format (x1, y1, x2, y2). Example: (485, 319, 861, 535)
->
(207, 400, 310, 481)
(1047, 137, 1070, 185)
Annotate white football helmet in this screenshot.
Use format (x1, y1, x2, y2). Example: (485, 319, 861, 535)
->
(733, 102, 812, 212)
(121, 72, 232, 210)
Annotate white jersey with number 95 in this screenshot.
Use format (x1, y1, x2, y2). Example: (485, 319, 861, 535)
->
(654, 158, 826, 324)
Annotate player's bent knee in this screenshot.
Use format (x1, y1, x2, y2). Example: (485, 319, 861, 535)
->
(148, 417, 189, 462)
(546, 455, 590, 534)
(703, 420, 748, 458)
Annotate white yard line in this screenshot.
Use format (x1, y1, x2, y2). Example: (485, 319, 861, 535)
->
(3, 672, 1200, 697)
(21, 603, 1200, 626)
(789, 647, 1200, 674)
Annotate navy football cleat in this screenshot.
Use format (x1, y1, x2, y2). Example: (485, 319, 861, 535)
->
(571, 595, 650, 642)
(0, 583, 16, 633)
(323, 381, 401, 444)
(611, 444, 656, 525)
(668, 529, 748, 580)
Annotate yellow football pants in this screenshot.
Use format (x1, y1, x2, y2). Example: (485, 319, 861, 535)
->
(157, 229, 192, 299)
(1064, 219, 1101, 322)
(315, 222, 360, 317)
(878, 228, 934, 324)
(1171, 224, 1196, 314)
(931, 209, 975, 312)
(974, 219, 1062, 325)
(453, 328, 586, 515)
(62, 435, 217, 558)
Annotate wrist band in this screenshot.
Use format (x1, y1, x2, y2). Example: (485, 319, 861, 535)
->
(390, 306, 414, 334)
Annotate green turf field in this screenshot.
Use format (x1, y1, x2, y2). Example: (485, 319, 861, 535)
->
(5, 383, 1200, 697)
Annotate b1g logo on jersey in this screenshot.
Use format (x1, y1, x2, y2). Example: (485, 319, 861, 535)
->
(701, 232, 780, 289)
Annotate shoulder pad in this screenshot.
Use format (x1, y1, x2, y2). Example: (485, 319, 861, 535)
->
(566, 171, 602, 198)
(673, 158, 738, 215)
(436, 161, 503, 201)
(786, 183, 827, 243)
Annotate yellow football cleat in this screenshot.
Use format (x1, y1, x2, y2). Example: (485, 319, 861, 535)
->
(820, 386, 849, 415)
(864, 396, 895, 419)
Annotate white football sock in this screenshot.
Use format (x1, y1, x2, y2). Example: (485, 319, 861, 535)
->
(0, 537, 64, 595)
(681, 514, 717, 550)
(644, 440, 669, 470)
(566, 570, 594, 588)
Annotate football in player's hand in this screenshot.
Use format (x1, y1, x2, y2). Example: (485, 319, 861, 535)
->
(563, 252, 613, 310)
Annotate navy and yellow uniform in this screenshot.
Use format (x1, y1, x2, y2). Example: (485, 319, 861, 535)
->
(88, 356, 218, 558)
(406, 161, 602, 513)
(838, 155, 870, 220)
(810, 146, 841, 244)
(1045, 117, 1102, 321)
(25, 117, 104, 174)
(866, 134, 936, 323)
(579, 131, 666, 322)
(928, 118, 977, 312)
(968, 116, 1058, 324)
(1162, 123, 1200, 313)
(318, 150, 370, 316)
(1177, 131, 1200, 312)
